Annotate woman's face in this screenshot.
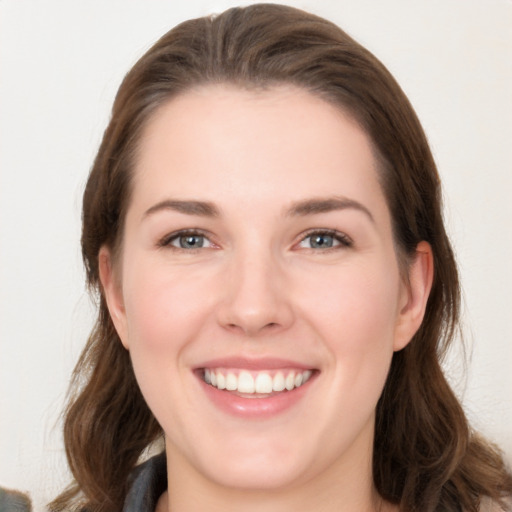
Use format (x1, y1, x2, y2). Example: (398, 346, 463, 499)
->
(101, 85, 429, 494)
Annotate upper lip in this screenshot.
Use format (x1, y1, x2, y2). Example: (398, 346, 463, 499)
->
(195, 356, 316, 371)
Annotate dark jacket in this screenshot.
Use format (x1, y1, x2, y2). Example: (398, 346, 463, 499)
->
(122, 453, 167, 512)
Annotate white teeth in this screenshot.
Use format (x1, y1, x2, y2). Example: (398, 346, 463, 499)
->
(255, 373, 273, 394)
(285, 372, 295, 391)
(273, 372, 286, 392)
(238, 371, 255, 393)
(216, 372, 226, 390)
(204, 368, 314, 394)
(226, 372, 237, 391)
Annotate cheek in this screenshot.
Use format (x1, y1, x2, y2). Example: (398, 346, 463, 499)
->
(121, 260, 212, 354)
(295, 260, 401, 399)
(119, 259, 213, 419)
(300, 262, 401, 345)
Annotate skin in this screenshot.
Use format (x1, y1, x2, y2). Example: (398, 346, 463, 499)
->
(100, 85, 433, 512)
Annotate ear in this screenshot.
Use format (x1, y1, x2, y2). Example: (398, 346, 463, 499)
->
(393, 241, 434, 351)
(98, 246, 130, 350)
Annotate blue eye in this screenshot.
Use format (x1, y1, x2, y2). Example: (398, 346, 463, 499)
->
(160, 231, 213, 250)
(308, 233, 335, 248)
(174, 234, 205, 249)
(298, 230, 352, 250)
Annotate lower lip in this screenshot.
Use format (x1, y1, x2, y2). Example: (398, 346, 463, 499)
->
(198, 374, 316, 419)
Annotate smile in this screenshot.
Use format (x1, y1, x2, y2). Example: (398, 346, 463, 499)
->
(203, 368, 314, 395)
(196, 359, 319, 417)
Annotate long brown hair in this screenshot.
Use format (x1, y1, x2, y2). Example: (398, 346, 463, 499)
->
(50, 4, 512, 511)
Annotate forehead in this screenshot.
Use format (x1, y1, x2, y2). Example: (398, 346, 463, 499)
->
(130, 84, 387, 218)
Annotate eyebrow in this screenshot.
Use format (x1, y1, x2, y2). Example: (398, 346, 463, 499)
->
(143, 199, 220, 219)
(286, 196, 375, 223)
(142, 196, 374, 223)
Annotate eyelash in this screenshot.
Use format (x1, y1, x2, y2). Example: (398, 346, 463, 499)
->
(157, 229, 214, 251)
(296, 229, 353, 251)
(157, 228, 353, 251)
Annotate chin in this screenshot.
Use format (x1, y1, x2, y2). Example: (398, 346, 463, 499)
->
(172, 427, 317, 492)
(200, 454, 310, 491)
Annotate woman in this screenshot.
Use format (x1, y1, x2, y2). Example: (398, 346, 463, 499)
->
(50, 4, 512, 511)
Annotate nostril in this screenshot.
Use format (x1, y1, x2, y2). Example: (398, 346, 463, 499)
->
(225, 321, 280, 335)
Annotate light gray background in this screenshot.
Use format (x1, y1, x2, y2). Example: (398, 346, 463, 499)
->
(1, 1, 511, 510)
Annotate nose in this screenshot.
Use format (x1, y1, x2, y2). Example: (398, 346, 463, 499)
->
(216, 250, 294, 337)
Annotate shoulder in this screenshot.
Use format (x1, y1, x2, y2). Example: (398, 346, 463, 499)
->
(122, 452, 167, 512)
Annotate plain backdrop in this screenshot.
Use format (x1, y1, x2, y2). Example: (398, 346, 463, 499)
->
(1, 0, 511, 510)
